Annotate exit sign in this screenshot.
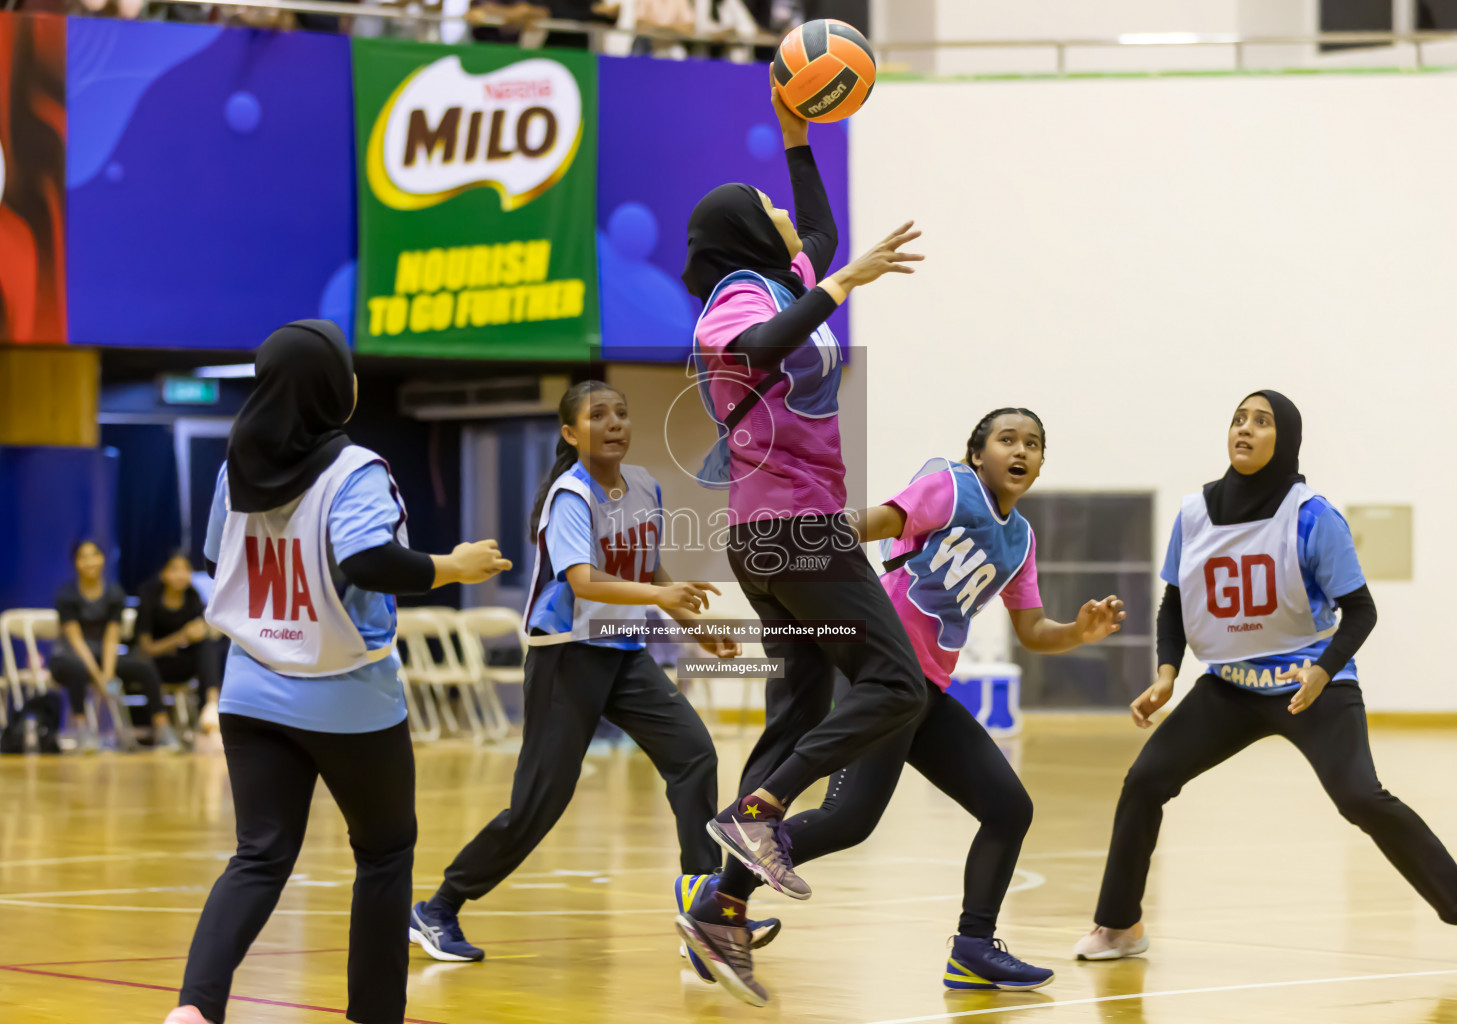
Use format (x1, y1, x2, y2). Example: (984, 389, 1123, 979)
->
(162, 376, 220, 405)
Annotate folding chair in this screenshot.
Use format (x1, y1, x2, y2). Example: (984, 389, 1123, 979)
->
(413, 609, 479, 740)
(396, 608, 451, 742)
(1, 609, 53, 726)
(455, 607, 527, 744)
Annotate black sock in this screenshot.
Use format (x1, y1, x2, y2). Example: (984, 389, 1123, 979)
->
(717, 859, 757, 902)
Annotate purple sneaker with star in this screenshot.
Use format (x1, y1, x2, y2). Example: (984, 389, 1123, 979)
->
(674, 872, 783, 982)
(706, 796, 811, 901)
(675, 910, 769, 1006)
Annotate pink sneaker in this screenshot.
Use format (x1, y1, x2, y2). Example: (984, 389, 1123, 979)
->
(1072, 924, 1149, 961)
(163, 1007, 216, 1024)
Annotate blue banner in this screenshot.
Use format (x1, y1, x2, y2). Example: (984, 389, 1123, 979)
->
(596, 56, 851, 362)
(66, 20, 356, 350)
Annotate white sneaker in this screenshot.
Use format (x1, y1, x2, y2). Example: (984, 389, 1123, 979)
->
(163, 1006, 216, 1024)
(1073, 925, 1149, 961)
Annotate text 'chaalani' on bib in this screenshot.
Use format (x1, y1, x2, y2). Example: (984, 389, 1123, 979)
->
(207, 446, 406, 678)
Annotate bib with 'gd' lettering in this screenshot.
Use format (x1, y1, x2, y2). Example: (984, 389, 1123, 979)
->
(1177, 482, 1331, 665)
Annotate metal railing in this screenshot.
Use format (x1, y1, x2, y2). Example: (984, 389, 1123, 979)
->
(57, 0, 784, 50)
(18, 4, 1457, 73)
(874, 31, 1457, 75)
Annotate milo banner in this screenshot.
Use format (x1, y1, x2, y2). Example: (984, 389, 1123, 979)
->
(352, 39, 598, 360)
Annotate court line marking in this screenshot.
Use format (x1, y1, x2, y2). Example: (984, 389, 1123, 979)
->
(0, 922, 850, 971)
(859, 968, 1457, 1024)
(0, 947, 348, 969)
(0, 965, 452, 1024)
(0, 869, 1045, 917)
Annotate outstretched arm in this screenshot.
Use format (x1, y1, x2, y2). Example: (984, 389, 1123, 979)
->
(846, 504, 908, 545)
(338, 540, 512, 594)
(772, 77, 838, 278)
(1008, 596, 1125, 655)
(564, 563, 719, 617)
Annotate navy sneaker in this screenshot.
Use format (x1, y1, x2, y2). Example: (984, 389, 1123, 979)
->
(674, 873, 782, 983)
(409, 900, 484, 963)
(944, 936, 1054, 991)
(706, 797, 810, 900)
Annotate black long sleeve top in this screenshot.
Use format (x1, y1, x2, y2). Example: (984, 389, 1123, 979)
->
(726, 146, 841, 366)
(1156, 582, 1377, 680)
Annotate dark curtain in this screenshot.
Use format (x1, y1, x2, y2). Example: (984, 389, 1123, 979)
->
(1417, 0, 1457, 28)
(1319, 0, 1393, 49)
(348, 371, 464, 607)
(100, 424, 183, 595)
(188, 436, 230, 567)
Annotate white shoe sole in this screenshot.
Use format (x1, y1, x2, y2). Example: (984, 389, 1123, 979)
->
(1075, 936, 1149, 961)
(674, 914, 768, 1008)
(705, 821, 812, 902)
(408, 926, 479, 963)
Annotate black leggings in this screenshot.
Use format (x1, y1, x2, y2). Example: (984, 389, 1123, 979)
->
(49, 649, 164, 720)
(718, 518, 925, 902)
(180, 714, 416, 1024)
(435, 644, 719, 909)
(763, 680, 1032, 937)
(727, 517, 926, 805)
(1093, 675, 1457, 929)
(153, 638, 226, 696)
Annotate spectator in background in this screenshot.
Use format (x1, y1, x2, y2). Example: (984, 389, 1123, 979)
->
(136, 551, 225, 736)
(468, 0, 611, 48)
(467, 1, 552, 43)
(77, 0, 147, 18)
(593, 0, 697, 57)
(51, 541, 179, 753)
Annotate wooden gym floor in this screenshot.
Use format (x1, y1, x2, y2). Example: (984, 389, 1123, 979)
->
(3, 715, 1456, 1024)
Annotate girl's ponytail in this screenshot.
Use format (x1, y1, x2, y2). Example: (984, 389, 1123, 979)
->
(528, 379, 623, 541)
(530, 436, 583, 542)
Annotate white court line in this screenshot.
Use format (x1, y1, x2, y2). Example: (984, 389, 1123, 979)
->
(860, 968, 1457, 1024)
(0, 851, 229, 869)
(0, 869, 1046, 916)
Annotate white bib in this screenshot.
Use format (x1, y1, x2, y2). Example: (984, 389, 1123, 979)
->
(207, 446, 406, 677)
(1177, 482, 1333, 664)
(526, 463, 662, 646)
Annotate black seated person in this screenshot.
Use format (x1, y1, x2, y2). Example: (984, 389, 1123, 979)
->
(51, 540, 176, 752)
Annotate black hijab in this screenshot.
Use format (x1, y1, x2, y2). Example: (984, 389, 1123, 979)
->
(1203, 389, 1305, 525)
(227, 319, 355, 513)
(682, 183, 806, 303)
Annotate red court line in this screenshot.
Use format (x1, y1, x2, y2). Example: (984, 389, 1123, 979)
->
(0, 927, 694, 969)
(3, 918, 842, 970)
(1, 947, 348, 969)
(0, 966, 452, 1024)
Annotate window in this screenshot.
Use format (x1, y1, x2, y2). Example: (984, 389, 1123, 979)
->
(1011, 493, 1155, 709)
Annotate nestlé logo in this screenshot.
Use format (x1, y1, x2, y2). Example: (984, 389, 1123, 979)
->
(367, 56, 583, 212)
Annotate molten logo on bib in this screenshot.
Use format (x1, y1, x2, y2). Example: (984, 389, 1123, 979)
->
(366, 56, 583, 212)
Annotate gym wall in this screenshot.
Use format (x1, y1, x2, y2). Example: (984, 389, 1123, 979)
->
(850, 71, 1457, 710)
